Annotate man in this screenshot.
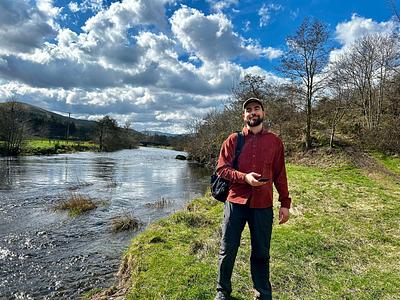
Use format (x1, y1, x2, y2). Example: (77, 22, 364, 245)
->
(215, 97, 291, 300)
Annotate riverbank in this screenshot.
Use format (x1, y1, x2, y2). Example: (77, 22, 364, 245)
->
(89, 151, 400, 300)
(0, 139, 99, 156)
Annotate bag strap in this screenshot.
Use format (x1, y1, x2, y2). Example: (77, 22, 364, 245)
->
(232, 131, 244, 170)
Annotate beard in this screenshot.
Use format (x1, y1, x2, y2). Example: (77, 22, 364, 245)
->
(246, 115, 264, 127)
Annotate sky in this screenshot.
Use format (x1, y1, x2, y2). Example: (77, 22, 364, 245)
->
(0, 0, 398, 133)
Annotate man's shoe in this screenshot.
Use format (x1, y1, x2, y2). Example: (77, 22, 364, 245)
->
(214, 290, 230, 300)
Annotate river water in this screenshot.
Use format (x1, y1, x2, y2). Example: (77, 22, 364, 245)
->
(0, 147, 209, 299)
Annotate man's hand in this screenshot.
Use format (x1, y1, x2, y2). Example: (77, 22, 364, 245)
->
(279, 207, 290, 224)
(245, 172, 266, 187)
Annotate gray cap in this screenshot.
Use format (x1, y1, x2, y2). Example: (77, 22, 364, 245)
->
(242, 97, 264, 110)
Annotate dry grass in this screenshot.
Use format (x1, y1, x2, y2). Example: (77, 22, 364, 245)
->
(55, 193, 97, 216)
(144, 197, 173, 209)
(111, 214, 142, 232)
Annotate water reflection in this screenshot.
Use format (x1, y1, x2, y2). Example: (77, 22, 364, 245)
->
(0, 158, 27, 189)
(0, 147, 208, 299)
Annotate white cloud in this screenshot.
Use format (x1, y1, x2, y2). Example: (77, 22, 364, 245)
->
(170, 6, 282, 62)
(68, 2, 79, 13)
(258, 3, 282, 27)
(36, 0, 61, 18)
(243, 66, 289, 85)
(0, 0, 58, 54)
(0, 0, 288, 134)
(207, 0, 238, 12)
(329, 14, 397, 64)
(335, 14, 396, 46)
(243, 20, 251, 32)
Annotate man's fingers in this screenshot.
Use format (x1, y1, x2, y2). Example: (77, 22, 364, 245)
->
(279, 208, 289, 224)
(279, 215, 288, 224)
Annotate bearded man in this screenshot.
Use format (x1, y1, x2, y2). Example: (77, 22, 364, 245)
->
(214, 97, 291, 300)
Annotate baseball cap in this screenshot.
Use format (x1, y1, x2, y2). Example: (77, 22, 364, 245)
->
(242, 97, 264, 110)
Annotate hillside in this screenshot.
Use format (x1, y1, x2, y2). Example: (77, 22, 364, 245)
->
(0, 102, 141, 141)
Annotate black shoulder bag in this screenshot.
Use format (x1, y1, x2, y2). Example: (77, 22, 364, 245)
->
(210, 132, 245, 202)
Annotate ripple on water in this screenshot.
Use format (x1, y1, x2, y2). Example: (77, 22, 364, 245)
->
(0, 148, 209, 299)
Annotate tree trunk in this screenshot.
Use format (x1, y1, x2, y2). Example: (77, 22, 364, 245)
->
(305, 93, 312, 148)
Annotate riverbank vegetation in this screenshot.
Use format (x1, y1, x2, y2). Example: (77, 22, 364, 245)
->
(91, 151, 399, 300)
(27, 139, 99, 155)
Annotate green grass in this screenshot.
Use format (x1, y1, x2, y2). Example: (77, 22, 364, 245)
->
(370, 152, 400, 176)
(92, 160, 400, 300)
(24, 139, 98, 155)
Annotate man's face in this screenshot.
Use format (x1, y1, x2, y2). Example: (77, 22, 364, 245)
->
(243, 102, 264, 127)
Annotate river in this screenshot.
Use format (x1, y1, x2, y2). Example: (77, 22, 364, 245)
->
(0, 147, 209, 299)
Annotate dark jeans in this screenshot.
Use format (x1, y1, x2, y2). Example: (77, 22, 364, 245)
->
(217, 201, 273, 300)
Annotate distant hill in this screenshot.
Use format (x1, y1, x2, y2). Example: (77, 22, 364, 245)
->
(0, 102, 141, 141)
(142, 130, 184, 137)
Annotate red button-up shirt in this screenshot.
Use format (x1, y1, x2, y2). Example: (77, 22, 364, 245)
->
(216, 127, 291, 209)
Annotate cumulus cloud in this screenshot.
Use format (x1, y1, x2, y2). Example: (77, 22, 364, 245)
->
(258, 3, 282, 27)
(0, 0, 287, 133)
(170, 6, 282, 62)
(335, 14, 396, 46)
(0, 0, 58, 54)
(330, 14, 397, 63)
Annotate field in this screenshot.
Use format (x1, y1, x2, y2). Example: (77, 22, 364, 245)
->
(24, 139, 98, 155)
(91, 152, 400, 300)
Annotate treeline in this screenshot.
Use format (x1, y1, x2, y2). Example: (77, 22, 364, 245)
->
(0, 101, 140, 155)
(186, 18, 400, 167)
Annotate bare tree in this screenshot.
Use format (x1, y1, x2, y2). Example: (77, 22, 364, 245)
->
(279, 18, 330, 148)
(332, 33, 399, 130)
(0, 98, 30, 155)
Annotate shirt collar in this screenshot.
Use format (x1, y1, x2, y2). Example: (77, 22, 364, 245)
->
(242, 126, 268, 136)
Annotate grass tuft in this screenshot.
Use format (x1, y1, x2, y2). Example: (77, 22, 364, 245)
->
(144, 197, 173, 208)
(55, 193, 97, 217)
(111, 214, 142, 232)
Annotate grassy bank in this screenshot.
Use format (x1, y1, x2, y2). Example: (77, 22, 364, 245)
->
(92, 153, 400, 300)
(24, 139, 98, 155)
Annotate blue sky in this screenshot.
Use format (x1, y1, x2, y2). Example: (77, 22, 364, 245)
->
(0, 0, 397, 133)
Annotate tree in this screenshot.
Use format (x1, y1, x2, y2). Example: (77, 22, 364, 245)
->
(332, 33, 399, 130)
(279, 18, 330, 148)
(95, 116, 119, 151)
(0, 99, 30, 155)
(95, 116, 139, 151)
